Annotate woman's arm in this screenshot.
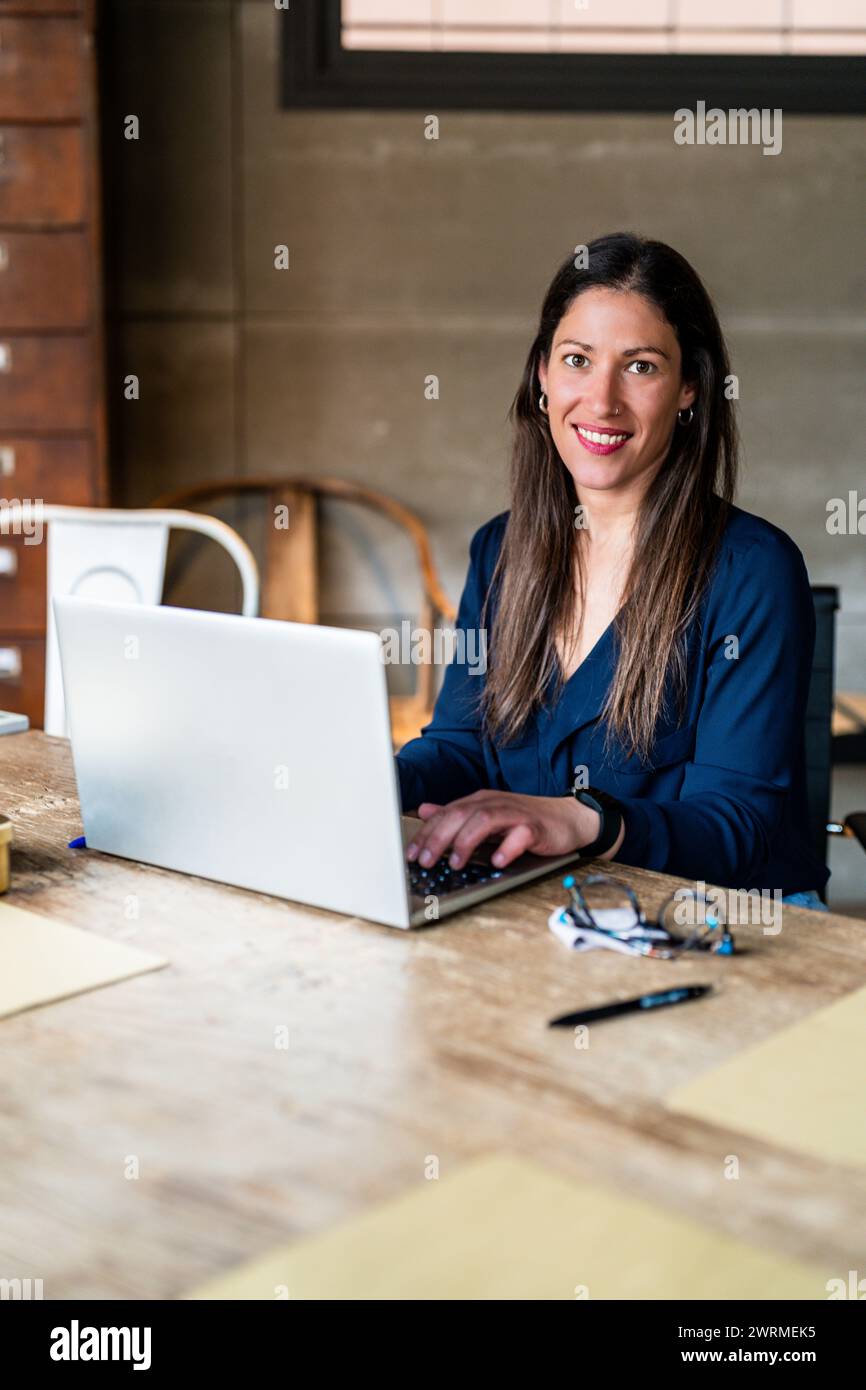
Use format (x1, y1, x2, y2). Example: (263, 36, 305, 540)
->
(396, 517, 504, 812)
(400, 519, 814, 887)
(614, 529, 815, 885)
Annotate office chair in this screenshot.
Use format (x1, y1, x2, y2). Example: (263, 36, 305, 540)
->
(809, 586, 866, 900)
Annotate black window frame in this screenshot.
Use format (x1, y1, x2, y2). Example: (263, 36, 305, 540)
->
(281, 2, 865, 114)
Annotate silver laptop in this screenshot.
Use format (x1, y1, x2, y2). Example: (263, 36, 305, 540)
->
(53, 596, 580, 928)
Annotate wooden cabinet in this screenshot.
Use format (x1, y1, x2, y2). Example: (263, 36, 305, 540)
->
(0, 232, 91, 329)
(0, 18, 87, 119)
(0, 637, 45, 723)
(0, 129, 87, 224)
(0, 0, 106, 728)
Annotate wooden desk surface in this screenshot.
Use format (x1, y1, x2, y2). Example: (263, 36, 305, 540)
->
(1, 731, 865, 1299)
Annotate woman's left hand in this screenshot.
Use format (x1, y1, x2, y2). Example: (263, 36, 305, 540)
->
(405, 790, 605, 870)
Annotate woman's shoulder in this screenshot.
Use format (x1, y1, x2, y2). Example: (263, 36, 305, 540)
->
(466, 502, 811, 602)
(718, 502, 806, 567)
(710, 501, 812, 607)
(468, 510, 510, 575)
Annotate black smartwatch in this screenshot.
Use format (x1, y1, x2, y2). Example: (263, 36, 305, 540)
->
(569, 785, 624, 858)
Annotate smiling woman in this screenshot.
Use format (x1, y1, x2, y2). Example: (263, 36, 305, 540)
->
(396, 232, 828, 904)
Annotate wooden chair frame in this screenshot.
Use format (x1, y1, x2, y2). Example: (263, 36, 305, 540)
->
(151, 476, 457, 746)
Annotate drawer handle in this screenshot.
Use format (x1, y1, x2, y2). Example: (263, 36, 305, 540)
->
(0, 545, 17, 578)
(0, 647, 22, 681)
(0, 343, 10, 373)
(0, 446, 14, 477)
(0, 242, 7, 272)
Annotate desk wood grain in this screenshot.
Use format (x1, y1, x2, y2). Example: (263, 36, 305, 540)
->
(1, 731, 864, 1298)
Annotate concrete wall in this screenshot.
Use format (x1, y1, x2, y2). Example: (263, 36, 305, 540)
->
(101, 0, 866, 909)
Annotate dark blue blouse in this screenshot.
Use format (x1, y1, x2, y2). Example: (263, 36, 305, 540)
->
(396, 505, 828, 896)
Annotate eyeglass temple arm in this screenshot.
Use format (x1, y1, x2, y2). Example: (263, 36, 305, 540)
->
(569, 874, 646, 931)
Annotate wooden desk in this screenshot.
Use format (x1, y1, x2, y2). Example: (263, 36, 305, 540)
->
(834, 690, 866, 737)
(2, 731, 865, 1299)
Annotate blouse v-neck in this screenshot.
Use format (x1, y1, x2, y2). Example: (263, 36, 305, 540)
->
(557, 612, 619, 688)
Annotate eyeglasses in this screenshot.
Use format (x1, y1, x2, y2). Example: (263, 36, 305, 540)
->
(553, 873, 736, 959)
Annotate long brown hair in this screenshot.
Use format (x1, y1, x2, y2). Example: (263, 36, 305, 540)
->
(481, 232, 738, 762)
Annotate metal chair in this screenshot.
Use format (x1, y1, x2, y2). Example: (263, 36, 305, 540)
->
(0, 503, 259, 736)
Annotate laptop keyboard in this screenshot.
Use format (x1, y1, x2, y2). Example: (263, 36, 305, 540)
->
(408, 855, 504, 899)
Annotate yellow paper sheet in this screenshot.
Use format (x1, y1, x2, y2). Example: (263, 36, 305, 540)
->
(187, 1153, 830, 1300)
(667, 985, 866, 1171)
(0, 900, 167, 1019)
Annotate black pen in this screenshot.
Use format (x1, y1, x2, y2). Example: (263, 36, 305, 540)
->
(548, 984, 712, 1028)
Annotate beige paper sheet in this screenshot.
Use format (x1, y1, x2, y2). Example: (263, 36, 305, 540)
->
(667, 984, 866, 1170)
(0, 900, 167, 1019)
(187, 1153, 829, 1300)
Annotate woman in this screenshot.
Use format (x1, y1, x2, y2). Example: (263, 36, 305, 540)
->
(397, 232, 829, 910)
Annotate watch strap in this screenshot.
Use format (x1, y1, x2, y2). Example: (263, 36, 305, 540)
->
(571, 786, 624, 858)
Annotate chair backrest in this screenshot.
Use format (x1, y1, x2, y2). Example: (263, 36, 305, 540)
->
(0, 503, 259, 736)
(806, 586, 839, 889)
(150, 476, 456, 713)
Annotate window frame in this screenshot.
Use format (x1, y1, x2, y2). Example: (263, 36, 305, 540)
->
(281, 1, 865, 114)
